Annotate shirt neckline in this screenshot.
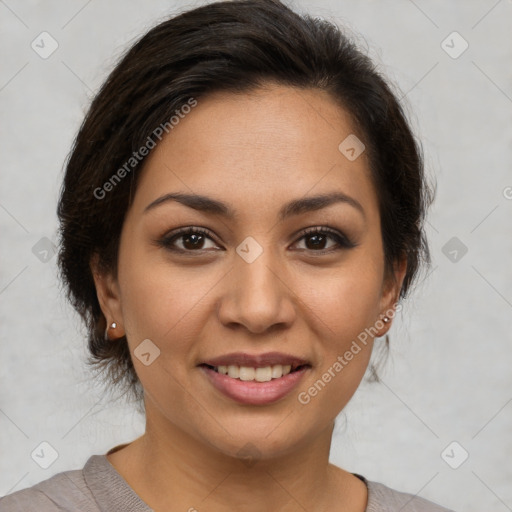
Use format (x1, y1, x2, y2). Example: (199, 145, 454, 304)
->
(83, 448, 375, 512)
(83, 453, 153, 511)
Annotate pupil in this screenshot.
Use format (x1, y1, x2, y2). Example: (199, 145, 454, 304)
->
(184, 233, 203, 249)
(306, 234, 325, 250)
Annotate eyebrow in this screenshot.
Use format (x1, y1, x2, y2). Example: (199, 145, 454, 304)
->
(144, 191, 365, 220)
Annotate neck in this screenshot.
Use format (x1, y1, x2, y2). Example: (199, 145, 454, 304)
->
(107, 403, 367, 512)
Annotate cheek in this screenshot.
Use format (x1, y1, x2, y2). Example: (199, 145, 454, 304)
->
(117, 242, 220, 361)
(295, 271, 379, 420)
(294, 251, 383, 408)
(303, 256, 383, 344)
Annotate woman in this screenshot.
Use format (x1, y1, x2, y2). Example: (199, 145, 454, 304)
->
(0, 0, 454, 510)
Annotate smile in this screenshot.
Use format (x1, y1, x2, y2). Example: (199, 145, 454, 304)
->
(203, 363, 307, 382)
(198, 353, 311, 405)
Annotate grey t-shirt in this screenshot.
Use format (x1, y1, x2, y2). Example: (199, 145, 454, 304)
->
(0, 452, 455, 511)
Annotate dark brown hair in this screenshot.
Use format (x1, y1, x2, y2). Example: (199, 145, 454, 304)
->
(57, 0, 434, 405)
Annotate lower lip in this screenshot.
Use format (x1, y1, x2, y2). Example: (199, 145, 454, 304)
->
(200, 365, 309, 405)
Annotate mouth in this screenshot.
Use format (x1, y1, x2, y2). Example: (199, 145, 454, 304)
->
(198, 352, 311, 405)
(199, 362, 310, 382)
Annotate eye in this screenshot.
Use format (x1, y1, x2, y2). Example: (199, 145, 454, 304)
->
(292, 226, 356, 253)
(158, 227, 221, 253)
(157, 225, 356, 255)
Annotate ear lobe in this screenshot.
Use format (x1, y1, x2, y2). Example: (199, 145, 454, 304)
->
(89, 252, 123, 330)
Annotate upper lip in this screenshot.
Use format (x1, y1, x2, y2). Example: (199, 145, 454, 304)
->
(200, 352, 310, 369)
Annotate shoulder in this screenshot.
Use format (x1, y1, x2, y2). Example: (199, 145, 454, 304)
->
(0, 453, 153, 512)
(0, 461, 99, 512)
(358, 475, 456, 512)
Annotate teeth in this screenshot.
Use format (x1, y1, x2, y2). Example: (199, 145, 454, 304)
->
(271, 364, 283, 378)
(227, 365, 239, 378)
(239, 367, 255, 381)
(212, 364, 295, 381)
(255, 367, 272, 382)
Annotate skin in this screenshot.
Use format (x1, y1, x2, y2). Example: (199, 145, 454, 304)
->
(91, 83, 406, 512)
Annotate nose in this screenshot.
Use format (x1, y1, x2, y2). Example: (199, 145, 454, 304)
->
(217, 247, 296, 334)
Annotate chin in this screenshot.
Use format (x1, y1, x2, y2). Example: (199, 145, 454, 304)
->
(194, 415, 318, 463)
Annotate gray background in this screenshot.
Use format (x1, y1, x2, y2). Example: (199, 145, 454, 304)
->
(1, 1, 511, 510)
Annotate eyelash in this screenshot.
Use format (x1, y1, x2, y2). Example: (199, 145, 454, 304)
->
(157, 225, 356, 255)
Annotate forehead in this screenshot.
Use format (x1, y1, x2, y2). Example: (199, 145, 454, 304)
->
(130, 84, 378, 221)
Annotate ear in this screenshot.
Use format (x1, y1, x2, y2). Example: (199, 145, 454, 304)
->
(90, 252, 125, 338)
(377, 255, 407, 336)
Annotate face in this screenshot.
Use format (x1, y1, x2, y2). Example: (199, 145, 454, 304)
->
(93, 84, 405, 460)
